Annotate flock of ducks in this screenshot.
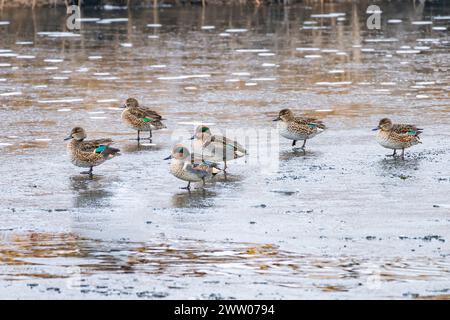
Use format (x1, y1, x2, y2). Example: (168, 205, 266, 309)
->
(65, 98, 423, 190)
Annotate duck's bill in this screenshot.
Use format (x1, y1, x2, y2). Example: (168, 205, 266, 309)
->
(121, 104, 127, 108)
(189, 135, 195, 140)
(64, 136, 72, 141)
(372, 127, 380, 131)
(273, 117, 281, 121)
(164, 155, 172, 160)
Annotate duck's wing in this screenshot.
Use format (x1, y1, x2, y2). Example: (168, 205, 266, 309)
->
(392, 124, 423, 136)
(79, 138, 113, 152)
(390, 131, 422, 144)
(129, 106, 163, 122)
(194, 161, 222, 176)
(183, 162, 210, 178)
(293, 116, 326, 129)
(210, 135, 247, 155)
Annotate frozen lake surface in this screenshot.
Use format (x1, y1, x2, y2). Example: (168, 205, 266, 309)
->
(0, 1, 449, 299)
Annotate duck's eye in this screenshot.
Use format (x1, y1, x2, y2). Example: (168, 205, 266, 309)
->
(176, 147, 184, 153)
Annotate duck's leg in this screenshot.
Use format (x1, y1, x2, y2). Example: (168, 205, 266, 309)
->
(293, 139, 307, 153)
(292, 140, 297, 147)
(401, 148, 405, 160)
(137, 130, 140, 142)
(223, 160, 228, 173)
(81, 166, 93, 175)
(387, 149, 397, 157)
(301, 139, 307, 150)
(181, 181, 191, 190)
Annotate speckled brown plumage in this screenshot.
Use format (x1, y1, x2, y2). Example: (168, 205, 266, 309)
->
(274, 108, 326, 150)
(65, 127, 120, 175)
(374, 118, 422, 159)
(121, 98, 166, 141)
(191, 125, 247, 171)
(166, 144, 221, 190)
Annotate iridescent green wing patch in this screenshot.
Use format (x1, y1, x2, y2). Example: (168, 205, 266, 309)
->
(308, 123, 317, 128)
(143, 117, 153, 123)
(407, 130, 417, 135)
(95, 145, 107, 153)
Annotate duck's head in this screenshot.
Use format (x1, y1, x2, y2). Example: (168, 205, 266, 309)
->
(123, 97, 139, 108)
(373, 118, 393, 131)
(190, 125, 212, 141)
(164, 144, 190, 160)
(273, 109, 294, 122)
(64, 127, 87, 141)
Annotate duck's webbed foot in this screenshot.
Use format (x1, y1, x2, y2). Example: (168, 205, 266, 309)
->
(180, 182, 191, 191)
(292, 140, 306, 153)
(80, 167, 93, 176)
(386, 149, 397, 157)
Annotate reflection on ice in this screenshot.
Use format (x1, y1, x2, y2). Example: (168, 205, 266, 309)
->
(225, 28, 247, 33)
(16, 55, 35, 59)
(0, 91, 22, 96)
(411, 21, 433, 25)
(37, 32, 80, 38)
(310, 13, 345, 18)
(38, 99, 83, 104)
(96, 18, 128, 24)
(44, 59, 64, 63)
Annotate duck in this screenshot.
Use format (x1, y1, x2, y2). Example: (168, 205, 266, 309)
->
(64, 127, 120, 176)
(190, 125, 247, 171)
(273, 108, 326, 151)
(164, 144, 221, 190)
(373, 118, 422, 159)
(121, 97, 166, 142)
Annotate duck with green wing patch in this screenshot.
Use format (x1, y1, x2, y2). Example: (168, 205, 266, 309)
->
(165, 144, 221, 190)
(65, 127, 120, 176)
(190, 125, 247, 171)
(373, 118, 422, 159)
(121, 97, 166, 142)
(273, 108, 326, 152)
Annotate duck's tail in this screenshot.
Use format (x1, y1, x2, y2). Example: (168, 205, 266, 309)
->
(153, 121, 167, 130)
(203, 160, 222, 176)
(212, 167, 222, 176)
(102, 146, 121, 158)
(315, 121, 326, 130)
